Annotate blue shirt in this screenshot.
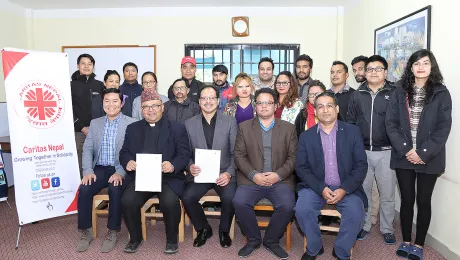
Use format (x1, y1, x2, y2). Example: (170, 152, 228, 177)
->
(259, 118, 275, 131)
(97, 114, 121, 166)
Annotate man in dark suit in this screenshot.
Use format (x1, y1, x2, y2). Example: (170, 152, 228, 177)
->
(182, 86, 238, 248)
(233, 88, 298, 259)
(296, 92, 368, 260)
(119, 89, 191, 254)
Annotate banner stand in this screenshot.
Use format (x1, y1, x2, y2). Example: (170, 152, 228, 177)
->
(0, 145, 11, 209)
(15, 225, 22, 249)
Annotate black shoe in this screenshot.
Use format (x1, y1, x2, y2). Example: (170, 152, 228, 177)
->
(164, 243, 178, 254)
(301, 247, 324, 260)
(123, 240, 143, 253)
(238, 243, 261, 258)
(219, 231, 232, 248)
(332, 248, 349, 260)
(193, 227, 213, 247)
(263, 244, 289, 259)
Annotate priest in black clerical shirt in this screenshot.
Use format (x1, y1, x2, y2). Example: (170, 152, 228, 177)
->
(119, 89, 191, 254)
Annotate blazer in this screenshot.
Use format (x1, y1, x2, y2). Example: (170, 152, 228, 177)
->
(119, 118, 191, 196)
(234, 118, 298, 190)
(82, 114, 136, 178)
(296, 120, 368, 207)
(184, 113, 238, 177)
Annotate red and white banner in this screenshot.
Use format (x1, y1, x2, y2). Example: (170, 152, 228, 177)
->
(1, 48, 80, 225)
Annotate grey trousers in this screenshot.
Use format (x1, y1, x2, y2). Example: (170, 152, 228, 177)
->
(75, 132, 86, 178)
(362, 150, 396, 234)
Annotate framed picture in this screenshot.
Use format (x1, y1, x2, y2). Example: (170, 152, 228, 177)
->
(374, 5, 431, 82)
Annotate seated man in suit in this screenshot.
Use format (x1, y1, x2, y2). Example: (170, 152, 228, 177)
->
(77, 88, 136, 253)
(295, 92, 368, 260)
(182, 86, 238, 248)
(119, 89, 191, 254)
(233, 88, 298, 259)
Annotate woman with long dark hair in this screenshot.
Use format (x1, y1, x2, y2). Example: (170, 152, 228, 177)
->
(386, 49, 452, 260)
(274, 71, 304, 124)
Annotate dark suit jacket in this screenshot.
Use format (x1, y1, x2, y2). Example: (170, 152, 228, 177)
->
(184, 113, 238, 177)
(296, 120, 368, 207)
(234, 118, 298, 190)
(119, 117, 191, 196)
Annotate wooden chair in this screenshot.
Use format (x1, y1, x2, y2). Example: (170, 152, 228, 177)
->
(303, 204, 353, 258)
(91, 187, 110, 238)
(190, 189, 236, 239)
(140, 197, 185, 242)
(253, 198, 291, 251)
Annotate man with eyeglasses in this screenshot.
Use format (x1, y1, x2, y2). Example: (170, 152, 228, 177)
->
(120, 89, 191, 254)
(327, 61, 355, 121)
(163, 78, 201, 124)
(296, 92, 367, 260)
(167, 56, 206, 103)
(347, 55, 397, 245)
(233, 88, 297, 259)
(182, 86, 238, 249)
(212, 65, 234, 112)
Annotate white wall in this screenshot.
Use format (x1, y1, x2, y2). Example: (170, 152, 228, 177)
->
(344, 0, 460, 257)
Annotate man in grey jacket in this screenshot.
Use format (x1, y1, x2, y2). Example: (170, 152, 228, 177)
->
(76, 88, 136, 253)
(182, 86, 238, 248)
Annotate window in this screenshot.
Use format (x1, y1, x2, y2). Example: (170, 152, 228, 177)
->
(185, 44, 300, 84)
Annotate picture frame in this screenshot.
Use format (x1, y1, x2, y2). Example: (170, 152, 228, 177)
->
(374, 5, 431, 82)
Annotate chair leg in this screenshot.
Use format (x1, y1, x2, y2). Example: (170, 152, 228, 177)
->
(91, 198, 97, 238)
(229, 216, 235, 240)
(185, 213, 190, 226)
(179, 202, 185, 242)
(141, 206, 147, 241)
(151, 206, 156, 225)
(286, 222, 291, 251)
(304, 236, 307, 252)
(192, 226, 197, 239)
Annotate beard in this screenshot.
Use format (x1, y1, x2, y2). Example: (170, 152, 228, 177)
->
(355, 75, 366, 83)
(214, 80, 226, 87)
(297, 73, 310, 81)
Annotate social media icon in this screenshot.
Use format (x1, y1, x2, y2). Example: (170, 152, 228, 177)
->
(31, 180, 40, 191)
(41, 178, 50, 189)
(51, 177, 60, 187)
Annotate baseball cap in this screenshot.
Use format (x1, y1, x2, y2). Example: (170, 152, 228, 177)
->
(181, 56, 197, 66)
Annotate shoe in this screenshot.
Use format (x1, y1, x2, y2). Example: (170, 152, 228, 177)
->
(408, 246, 423, 260)
(238, 243, 261, 258)
(263, 243, 288, 259)
(123, 240, 143, 253)
(301, 247, 324, 260)
(164, 243, 179, 254)
(100, 230, 117, 253)
(332, 248, 350, 260)
(383, 233, 397, 245)
(76, 228, 93, 252)
(356, 229, 369, 241)
(193, 227, 213, 247)
(396, 242, 411, 258)
(219, 231, 232, 248)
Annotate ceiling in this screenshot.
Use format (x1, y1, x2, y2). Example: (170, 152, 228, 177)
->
(8, 0, 356, 10)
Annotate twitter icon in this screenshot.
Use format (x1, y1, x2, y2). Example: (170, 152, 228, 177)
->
(31, 180, 40, 191)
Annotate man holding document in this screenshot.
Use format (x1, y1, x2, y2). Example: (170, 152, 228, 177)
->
(182, 86, 238, 248)
(119, 89, 191, 254)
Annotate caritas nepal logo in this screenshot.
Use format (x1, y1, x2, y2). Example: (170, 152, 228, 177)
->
(15, 81, 65, 129)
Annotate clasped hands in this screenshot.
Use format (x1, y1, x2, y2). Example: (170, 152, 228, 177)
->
(253, 172, 280, 187)
(406, 148, 425, 165)
(322, 187, 347, 204)
(189, 164, 231, 186)
(126, 160, 175, 173)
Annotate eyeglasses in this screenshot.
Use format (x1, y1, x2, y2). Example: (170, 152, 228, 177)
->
(275, 81, 290, 87)
(307, 92, 322, 98)
(141, 104, 162, 111)
(199, 97, 218, 102)
(366, 67, 385, 73)
(142, 81, 156, 86)
(173, 86, 186, 91)
(256, 101, 275, 106)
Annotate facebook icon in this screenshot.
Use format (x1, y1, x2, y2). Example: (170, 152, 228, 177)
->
(51, 177, 60, 188)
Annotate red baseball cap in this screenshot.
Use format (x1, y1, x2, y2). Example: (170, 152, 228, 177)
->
(181, 56, 196, 66)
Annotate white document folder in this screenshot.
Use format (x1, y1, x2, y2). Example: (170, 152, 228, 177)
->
(194, 149, 221, 183)
(135, 154, 162, 192)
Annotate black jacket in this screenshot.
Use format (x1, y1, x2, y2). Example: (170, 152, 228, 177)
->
(91, 94, 133, 119)
(385, 82, 452, 174)
(347, 81, 395, 151)
(70, 71, 104, 132)
(328, 87, 355, 121)
(167, 78, 206, 103)
(163, 98, 201, 124)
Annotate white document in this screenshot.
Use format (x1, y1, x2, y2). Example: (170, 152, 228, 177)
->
(135, 154, 162, 192)
(194, 149, 221, 183)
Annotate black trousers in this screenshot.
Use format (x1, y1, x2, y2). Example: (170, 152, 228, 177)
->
(395, 168, 438, 246)
(182, 180, 237, 232)
(77, 166, 123, 230)
(121, 180, 181, 244)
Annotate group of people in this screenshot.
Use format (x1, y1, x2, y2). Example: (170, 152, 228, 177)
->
(71, 49, 452, 260)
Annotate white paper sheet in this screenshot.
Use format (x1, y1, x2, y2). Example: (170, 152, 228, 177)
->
(135, 154, 162, 192)
(194, 149, 221, 183)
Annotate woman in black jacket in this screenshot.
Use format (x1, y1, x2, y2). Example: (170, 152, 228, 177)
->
(385, 49, 452, 260)
(294, 80, 326, 137)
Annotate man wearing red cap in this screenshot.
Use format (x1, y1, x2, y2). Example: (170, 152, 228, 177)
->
(167, 56, 206, 103)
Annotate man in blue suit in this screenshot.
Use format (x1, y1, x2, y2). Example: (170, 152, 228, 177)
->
(119, 89, 191, 254)
(295, 92, 368, 260)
